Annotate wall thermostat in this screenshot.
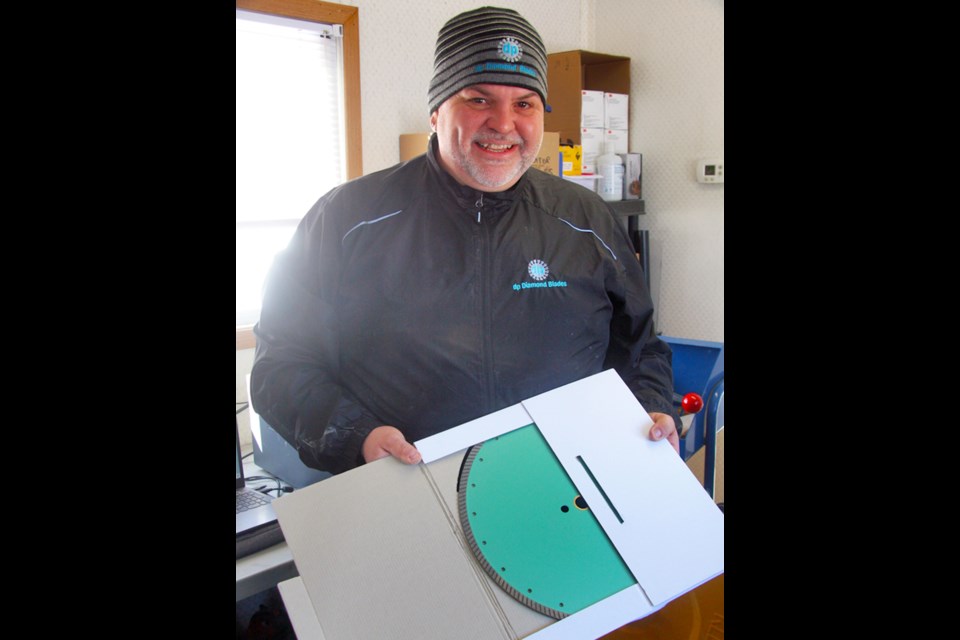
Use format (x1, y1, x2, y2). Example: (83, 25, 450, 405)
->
(696, 158, 724, 184)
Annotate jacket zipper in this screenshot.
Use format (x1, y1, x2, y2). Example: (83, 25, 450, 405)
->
(474, 191, 496, 412)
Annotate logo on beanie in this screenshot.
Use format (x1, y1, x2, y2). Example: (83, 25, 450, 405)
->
(498, 37, 523, 63)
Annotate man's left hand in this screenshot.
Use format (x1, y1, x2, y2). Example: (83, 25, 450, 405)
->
(648, 412, 680, 456)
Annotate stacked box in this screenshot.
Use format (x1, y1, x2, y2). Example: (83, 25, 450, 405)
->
(603, 129, 629, 155)
(532, 132, 560, 176)
(604, 93, 629, 130)
(580, 128, 605, 174)
(399, 133, 432, 161)
(580, 90, 605, 128)
(544, 50, 631, 147)
(619, 153, 642, 200)
(561, 144, 582, 176)
(604, 93, 629, 157)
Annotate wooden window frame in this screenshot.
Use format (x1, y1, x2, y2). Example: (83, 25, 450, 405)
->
(236, 0, 362, 350)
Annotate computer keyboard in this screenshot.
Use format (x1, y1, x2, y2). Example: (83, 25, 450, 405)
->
(236, 489, 272, 514)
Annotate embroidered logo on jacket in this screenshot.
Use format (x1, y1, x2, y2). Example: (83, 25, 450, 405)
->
(512, 259, 568, 292)
(527, 259, 549, 281)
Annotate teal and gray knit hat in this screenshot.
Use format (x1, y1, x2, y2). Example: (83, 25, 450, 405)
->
(428, 6, 549, 115)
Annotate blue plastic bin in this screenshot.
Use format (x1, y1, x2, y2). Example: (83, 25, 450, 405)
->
(660, 336, 724, 464)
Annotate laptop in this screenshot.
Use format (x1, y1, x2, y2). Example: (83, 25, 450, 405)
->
(236, 416, 278, 536)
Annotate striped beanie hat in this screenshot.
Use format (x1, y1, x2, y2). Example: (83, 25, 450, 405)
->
(428, 6, 548, 115)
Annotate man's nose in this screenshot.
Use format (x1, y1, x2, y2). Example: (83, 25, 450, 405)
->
(485, 103, 516, 134)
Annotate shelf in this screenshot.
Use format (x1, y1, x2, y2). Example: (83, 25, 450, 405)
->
(606, 200, 645, 216)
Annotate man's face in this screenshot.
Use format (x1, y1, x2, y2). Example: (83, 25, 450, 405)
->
(430, 84, 545, 192)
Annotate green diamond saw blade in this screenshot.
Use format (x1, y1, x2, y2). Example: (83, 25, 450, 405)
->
(457, 424, 637, 619)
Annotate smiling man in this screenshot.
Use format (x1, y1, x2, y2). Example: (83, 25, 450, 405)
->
(432, 84, 543, 191)
(428, 7, 547, 192)
(250, 6, 680, 475)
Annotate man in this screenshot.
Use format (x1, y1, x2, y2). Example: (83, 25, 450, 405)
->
(250, 6, 679, 475)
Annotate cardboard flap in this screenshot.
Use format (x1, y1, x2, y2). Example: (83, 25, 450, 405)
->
(520, 369, 724, 607)
(272, 457, 513, 640)
(277, 577, 328, 640)
(416, 402, 532, 464)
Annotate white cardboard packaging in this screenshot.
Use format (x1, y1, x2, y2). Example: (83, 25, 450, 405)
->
(603, 129, 629, 155)
(579, 128, 605, 174)
(620, 153, 643, 200)
(273, 370, 724, 640)
(579, 90, 605, 128)
(604, 93, 629, 130)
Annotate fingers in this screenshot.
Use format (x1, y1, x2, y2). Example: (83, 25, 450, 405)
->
(362, 426, 422, 465)
(382, 432, 423, 464)
(648, 412, 680, 456)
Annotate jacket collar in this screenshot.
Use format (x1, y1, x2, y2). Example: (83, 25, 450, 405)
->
(426, 133, 526, 214)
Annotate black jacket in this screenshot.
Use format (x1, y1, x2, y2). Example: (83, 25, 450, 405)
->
(251, 135, 675, 474)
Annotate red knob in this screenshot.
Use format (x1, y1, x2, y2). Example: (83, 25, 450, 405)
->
(681, 392, 703, 414)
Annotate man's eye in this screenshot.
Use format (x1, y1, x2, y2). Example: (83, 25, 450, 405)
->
(470, 97, 487, 104)
(516, 101, 531, 109)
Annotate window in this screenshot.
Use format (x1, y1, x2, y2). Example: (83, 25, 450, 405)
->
(235, 0, 362, 348)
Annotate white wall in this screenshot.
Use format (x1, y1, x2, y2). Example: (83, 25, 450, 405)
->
(596, 0, 724, 343)
(237, 0, 724, 447)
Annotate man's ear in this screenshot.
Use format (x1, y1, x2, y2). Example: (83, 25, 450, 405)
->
(429, 111, 438, 131)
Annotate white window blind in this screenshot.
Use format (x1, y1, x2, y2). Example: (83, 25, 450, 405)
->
(236, 9, 346, 326)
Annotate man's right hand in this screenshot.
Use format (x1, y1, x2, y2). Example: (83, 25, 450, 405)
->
(361, 426, 422, 465)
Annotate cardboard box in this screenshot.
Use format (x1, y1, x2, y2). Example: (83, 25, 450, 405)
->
(273, 370, 724, 640)
(561, 144, 582, 176)
(603, 129, 629, 155)
(399, 133, 432, 161)
(544, 50, 631, 147)
(580, 90, 606, 128)
(604, 93, 629, 130)
(532, 131, 560, 176)
(580, 127, 605, 174)
(620, 153, 643, 200)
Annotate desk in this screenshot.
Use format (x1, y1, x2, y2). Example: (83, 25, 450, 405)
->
(236, 539, 297, 601)
(236, 453, 298, 601)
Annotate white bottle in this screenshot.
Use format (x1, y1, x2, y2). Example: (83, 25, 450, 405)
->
(596, 142, 623, 202)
